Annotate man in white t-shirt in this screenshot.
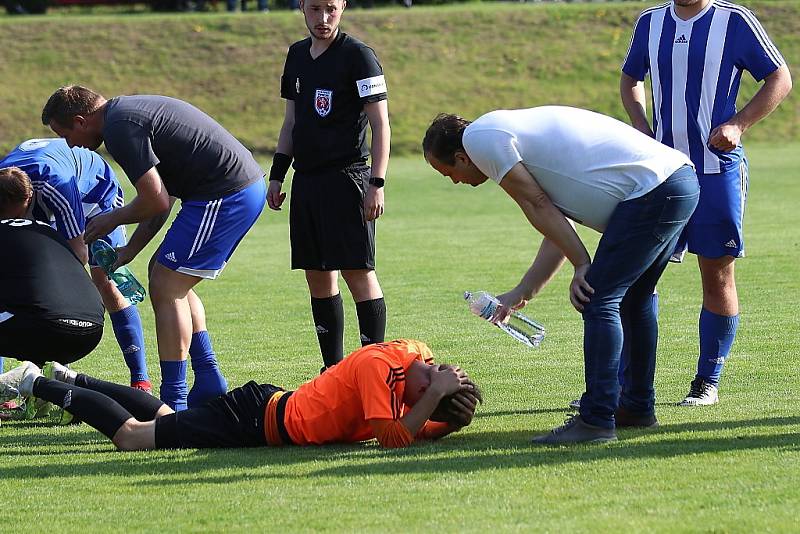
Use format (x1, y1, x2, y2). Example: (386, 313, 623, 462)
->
(423, 106, 700, 444)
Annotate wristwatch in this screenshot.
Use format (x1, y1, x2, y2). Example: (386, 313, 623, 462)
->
(368, 177, 385, 188)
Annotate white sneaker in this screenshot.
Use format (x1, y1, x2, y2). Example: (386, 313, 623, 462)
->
(0, 362, 42, 400)
(43, 361, 76, 384)
(678, 378, 719, 406)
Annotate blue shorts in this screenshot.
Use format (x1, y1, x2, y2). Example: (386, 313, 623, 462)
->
(157, 179, 266, 279)
(672, 159, 748, 261)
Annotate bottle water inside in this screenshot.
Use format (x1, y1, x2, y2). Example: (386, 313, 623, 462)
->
(90, 240, 146, 305)
(464, 290, 545, 348)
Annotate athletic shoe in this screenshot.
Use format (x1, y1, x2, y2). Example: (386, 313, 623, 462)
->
(614, 405, 659, 428)
(41, 363, 76, 424)
(131, 380, 153, 394)
(43, 361, 76, 384)
(0, 361, 41, 400)
(531, 414, 617, 445)
(568, 398, 581, 410)
(678, 378, 719, 406)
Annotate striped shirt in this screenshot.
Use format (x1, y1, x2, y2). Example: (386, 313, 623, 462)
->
(0, 138, 122, 240)
(622, 0, 785, 173)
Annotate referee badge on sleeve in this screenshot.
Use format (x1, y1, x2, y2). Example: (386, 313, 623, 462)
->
(356, 75, 387, 98)
(315, 89, 333, 117)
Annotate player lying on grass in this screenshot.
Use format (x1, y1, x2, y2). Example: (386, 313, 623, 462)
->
(8, 339, 481, 450)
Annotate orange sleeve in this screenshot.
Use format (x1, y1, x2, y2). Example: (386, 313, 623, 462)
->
(416, 421, 453, 441)
(355, 357, 403, 421)
(369, 419, 414, 448)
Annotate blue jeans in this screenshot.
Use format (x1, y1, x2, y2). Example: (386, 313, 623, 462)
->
(579, 166, 699, 428)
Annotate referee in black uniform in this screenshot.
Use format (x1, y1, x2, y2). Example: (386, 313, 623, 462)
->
(268, 0, 391, 370)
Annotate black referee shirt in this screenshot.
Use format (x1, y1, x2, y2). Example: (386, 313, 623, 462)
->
(0, 219, 104, 324)
(280, 31, 388, 174)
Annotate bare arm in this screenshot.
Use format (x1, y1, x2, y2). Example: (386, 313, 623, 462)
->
(84, 167, 170, 243)
(114, 198, 176, 268)
(620, 72, 655, 137)
(399, 366, 469, 436)
(499, 163, 594, 312)
(709, 65, 793, 151)
(363, 99, 390, 221)
(66, 234, 89, 265)
(275, 99, 295, 157)
(267, 100, 295, 211)
(496, 237, 568, 317)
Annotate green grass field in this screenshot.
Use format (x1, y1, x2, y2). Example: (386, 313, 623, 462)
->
(2, 144, 799, 532)
(1, 1, 798, 155)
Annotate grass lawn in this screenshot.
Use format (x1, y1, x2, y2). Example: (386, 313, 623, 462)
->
(2, 144, 799, 532)
(1, 1, 798, 155)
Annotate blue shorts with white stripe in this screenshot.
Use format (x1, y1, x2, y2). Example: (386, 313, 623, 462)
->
(157, 179, 266, 279)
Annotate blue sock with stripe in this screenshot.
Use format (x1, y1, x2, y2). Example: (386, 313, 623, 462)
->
(110, 306, 149, 384)
(159, 360, 188, 412)
(696, 308, 739, 386)
(187, 331, 228, 408)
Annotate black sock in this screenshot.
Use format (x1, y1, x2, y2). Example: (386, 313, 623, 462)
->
(311, 293, 344, 367)
(356, 297, 386, 345)
(32, 377, 132, 440)
(75, 374, 166, 421)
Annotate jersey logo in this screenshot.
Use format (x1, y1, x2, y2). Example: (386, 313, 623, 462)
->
(674, 34, 688, 44)
(314, 89, 333, 117)
(295, 77, 300, 94)
(19, 139, 54, 152)
(356, 75, 387, 98)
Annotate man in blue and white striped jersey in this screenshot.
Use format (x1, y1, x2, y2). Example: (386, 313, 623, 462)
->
(0, 139, 150, 391)
(620, 0, 792, 406)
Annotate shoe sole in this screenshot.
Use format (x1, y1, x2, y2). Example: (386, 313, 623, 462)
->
(677, 399, 719, 407)
(531, 435, 618, 445)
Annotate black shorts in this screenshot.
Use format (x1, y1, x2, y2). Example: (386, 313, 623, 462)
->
(290, 164, 376, 271)
(0, 313, 103, 367)
(154, 381, 285, 449)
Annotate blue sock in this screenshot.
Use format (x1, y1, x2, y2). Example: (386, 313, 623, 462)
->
(187, 331, 228, 408)
(697, 308, 739, 386)
(159, 360, 188, 411)
(110, 306, 149, 384)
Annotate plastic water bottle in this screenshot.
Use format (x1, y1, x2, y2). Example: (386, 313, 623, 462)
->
(90, 240, 146, 305)
(464, 291, 545, 348)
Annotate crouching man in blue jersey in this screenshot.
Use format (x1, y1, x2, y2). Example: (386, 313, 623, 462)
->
(0, 140, 149, 389)
(42, 86, 267, 412)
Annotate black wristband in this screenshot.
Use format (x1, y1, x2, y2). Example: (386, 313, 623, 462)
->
(269, 153, 292, 183)
(368, 177, 385, 188)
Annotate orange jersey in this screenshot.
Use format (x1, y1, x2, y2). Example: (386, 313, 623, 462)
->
(283, 339, 434, 446)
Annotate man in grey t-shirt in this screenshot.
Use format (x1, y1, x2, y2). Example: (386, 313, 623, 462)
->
(42, 85, 267, 412)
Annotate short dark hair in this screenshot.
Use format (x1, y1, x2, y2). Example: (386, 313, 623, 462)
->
(0, 167, 33, 217)
(41, 85, 105, 127)
(422, 113, 472, 165)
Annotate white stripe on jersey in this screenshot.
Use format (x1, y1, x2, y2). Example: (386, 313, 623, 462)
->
(717, 1, 784, 66)
(698, 9, 730, 171)
(671, 27, 691, 158)
(82, 202, 101, 220)
(34, 182, 81, 238)
(647, 9, 667, 143)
